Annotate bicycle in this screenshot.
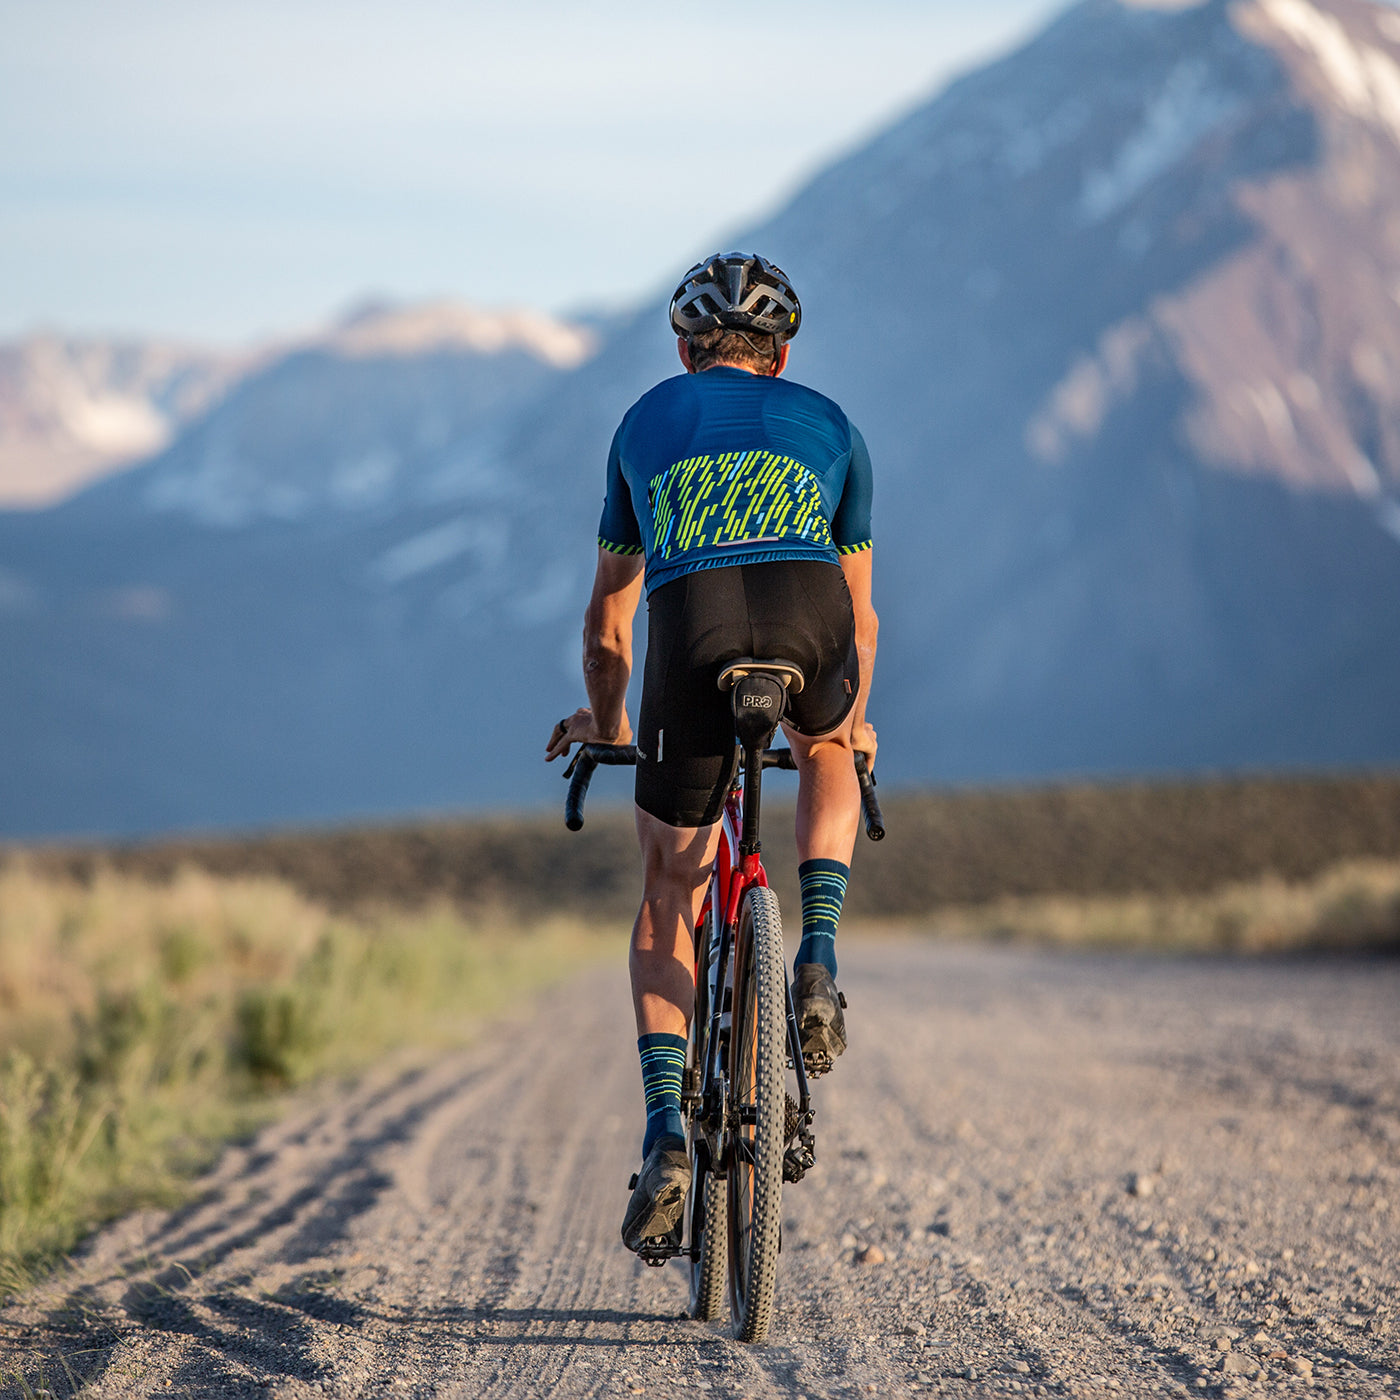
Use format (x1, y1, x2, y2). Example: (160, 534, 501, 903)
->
(562, 656, 884, 1342)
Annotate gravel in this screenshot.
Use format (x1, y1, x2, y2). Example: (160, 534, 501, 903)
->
(1, 940, 1397, 1398)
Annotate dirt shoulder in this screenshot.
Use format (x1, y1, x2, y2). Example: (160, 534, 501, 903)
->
(2, 941, 1396, 1399)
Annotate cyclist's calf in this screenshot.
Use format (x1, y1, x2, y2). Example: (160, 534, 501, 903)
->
(783, 721, 861, 869)
(630, 808, 721, 1038)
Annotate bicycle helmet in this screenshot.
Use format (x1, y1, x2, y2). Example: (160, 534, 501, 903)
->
(669, 252, 802, 343)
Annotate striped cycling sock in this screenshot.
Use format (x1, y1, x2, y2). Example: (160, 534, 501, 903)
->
(796, 857, 849, 978)
(638, 1032, 687, 1157)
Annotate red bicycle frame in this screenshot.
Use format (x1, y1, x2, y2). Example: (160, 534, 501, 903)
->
(699, 780, 769, 983)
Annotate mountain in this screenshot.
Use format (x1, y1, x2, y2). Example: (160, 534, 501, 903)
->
(0, 299, 596, 835)
(734, 0, 1400, 778)
(132, 301, 595, 527)
(4, 0, 1400, 838)
(0, 302, 595, 520)
(0, 335, 245, 507)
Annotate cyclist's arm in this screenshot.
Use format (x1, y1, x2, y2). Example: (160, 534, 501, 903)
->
(840, 546, 878, 764)
(545, 547, 644, 760)
(832, 424, 877, 763)
(584, 547, 644, 737)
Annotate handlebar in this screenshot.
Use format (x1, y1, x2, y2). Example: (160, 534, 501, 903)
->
(854, 749, 885, 841)
(563, 743, 638, 831)
(562, 741, 884, 840)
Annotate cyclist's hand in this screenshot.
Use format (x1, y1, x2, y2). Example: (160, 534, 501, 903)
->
(545, 706, 632, 761)
(851, 720, 878, 772)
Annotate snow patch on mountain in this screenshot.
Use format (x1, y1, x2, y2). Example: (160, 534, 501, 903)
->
(1259, 0, 1400, 140)
(0, 336, 245, 506)
(60, 391, 168, 457)
(1080, 58, 1242, 220)
(1027, 319, 1158, 461)
(330, 447, 400, 508)
(143, 450, 308, 527)
(369, 517, 488, 585)
(322, 301, 597, 368)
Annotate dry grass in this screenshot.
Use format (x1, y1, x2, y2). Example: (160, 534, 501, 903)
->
(0, 861, 618, 1295)
(925, 856, 1400, 954)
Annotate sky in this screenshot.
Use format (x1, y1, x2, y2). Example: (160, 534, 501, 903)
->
(1, 0, 1060, 344)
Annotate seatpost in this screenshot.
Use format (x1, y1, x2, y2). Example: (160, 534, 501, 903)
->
(730, 672, 787, 859)
(740, 743, 764, 857)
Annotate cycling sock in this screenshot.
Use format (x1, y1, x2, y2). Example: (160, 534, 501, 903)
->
(796, 857, 848, 978)
(637, 1032, 687, 1157)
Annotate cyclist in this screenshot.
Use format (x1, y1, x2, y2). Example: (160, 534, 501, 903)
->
(545, 252, 878, 1253)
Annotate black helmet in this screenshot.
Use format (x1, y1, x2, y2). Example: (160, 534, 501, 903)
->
(669, 251, 802, 343)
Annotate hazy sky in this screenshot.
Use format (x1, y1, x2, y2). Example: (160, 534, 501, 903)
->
(2, 0, 1060, 343)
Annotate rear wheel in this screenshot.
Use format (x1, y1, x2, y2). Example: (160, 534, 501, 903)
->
(726, 884, 786, 1342)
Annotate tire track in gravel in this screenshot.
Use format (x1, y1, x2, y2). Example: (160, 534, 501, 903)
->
(2, 942, 1397, 1400)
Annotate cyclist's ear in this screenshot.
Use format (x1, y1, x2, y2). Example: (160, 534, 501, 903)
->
(678, 337, 695, 373)
(770, 343, 790, 377)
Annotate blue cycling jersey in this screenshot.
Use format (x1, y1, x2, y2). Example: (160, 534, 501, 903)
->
(598, 367, 873, 594)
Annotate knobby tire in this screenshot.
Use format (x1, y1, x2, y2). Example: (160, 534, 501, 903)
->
(726, 884, 786, 1342)
(688, 902, 727, 1320)
(687, 1170, 727, 1320)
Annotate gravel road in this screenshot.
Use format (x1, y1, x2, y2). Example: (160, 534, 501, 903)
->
(2, 940, 1396, 1399)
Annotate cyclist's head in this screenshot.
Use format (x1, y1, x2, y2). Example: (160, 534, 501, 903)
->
(669, 252, 800, 375)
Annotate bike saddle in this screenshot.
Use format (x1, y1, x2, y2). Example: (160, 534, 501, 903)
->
(716, 658, 805, 695)
(718, 658, 804, 751)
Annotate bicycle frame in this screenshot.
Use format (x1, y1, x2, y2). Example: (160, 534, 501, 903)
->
(689, 757, 816, 1235)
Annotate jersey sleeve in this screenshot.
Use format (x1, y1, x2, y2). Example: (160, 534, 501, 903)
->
(597, 426, 644, 556)
(830, 422, 873, 554)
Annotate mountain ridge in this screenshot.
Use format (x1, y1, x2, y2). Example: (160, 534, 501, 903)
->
(0, 299, 596, 513)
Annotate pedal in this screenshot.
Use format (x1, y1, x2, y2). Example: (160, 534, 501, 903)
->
(637, 1225, 683, 1267)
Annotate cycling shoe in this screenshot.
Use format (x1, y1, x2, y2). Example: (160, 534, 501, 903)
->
(793, 963, 847, 1077)
(621, 1135, 691, 1253)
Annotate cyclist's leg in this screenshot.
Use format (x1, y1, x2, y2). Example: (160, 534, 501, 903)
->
(748, 558, 860, 1070)
(623, 572, 739, 1250)
(781, 723, 856, 1074)
(785, 716, 860, 871)
(629, 809, 721, 1039)
(630, 569, 739, 1040)
(784, 721, 857, 1071)
(621, 811, 721, 1253)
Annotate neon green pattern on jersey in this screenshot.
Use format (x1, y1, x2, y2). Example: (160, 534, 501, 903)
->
(649, 450, 833, 563)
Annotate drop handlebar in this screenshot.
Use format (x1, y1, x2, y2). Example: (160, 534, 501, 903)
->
(563, 742, 884, 840)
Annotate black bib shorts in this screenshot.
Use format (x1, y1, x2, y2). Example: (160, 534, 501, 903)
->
(635, 559, 859, 829)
